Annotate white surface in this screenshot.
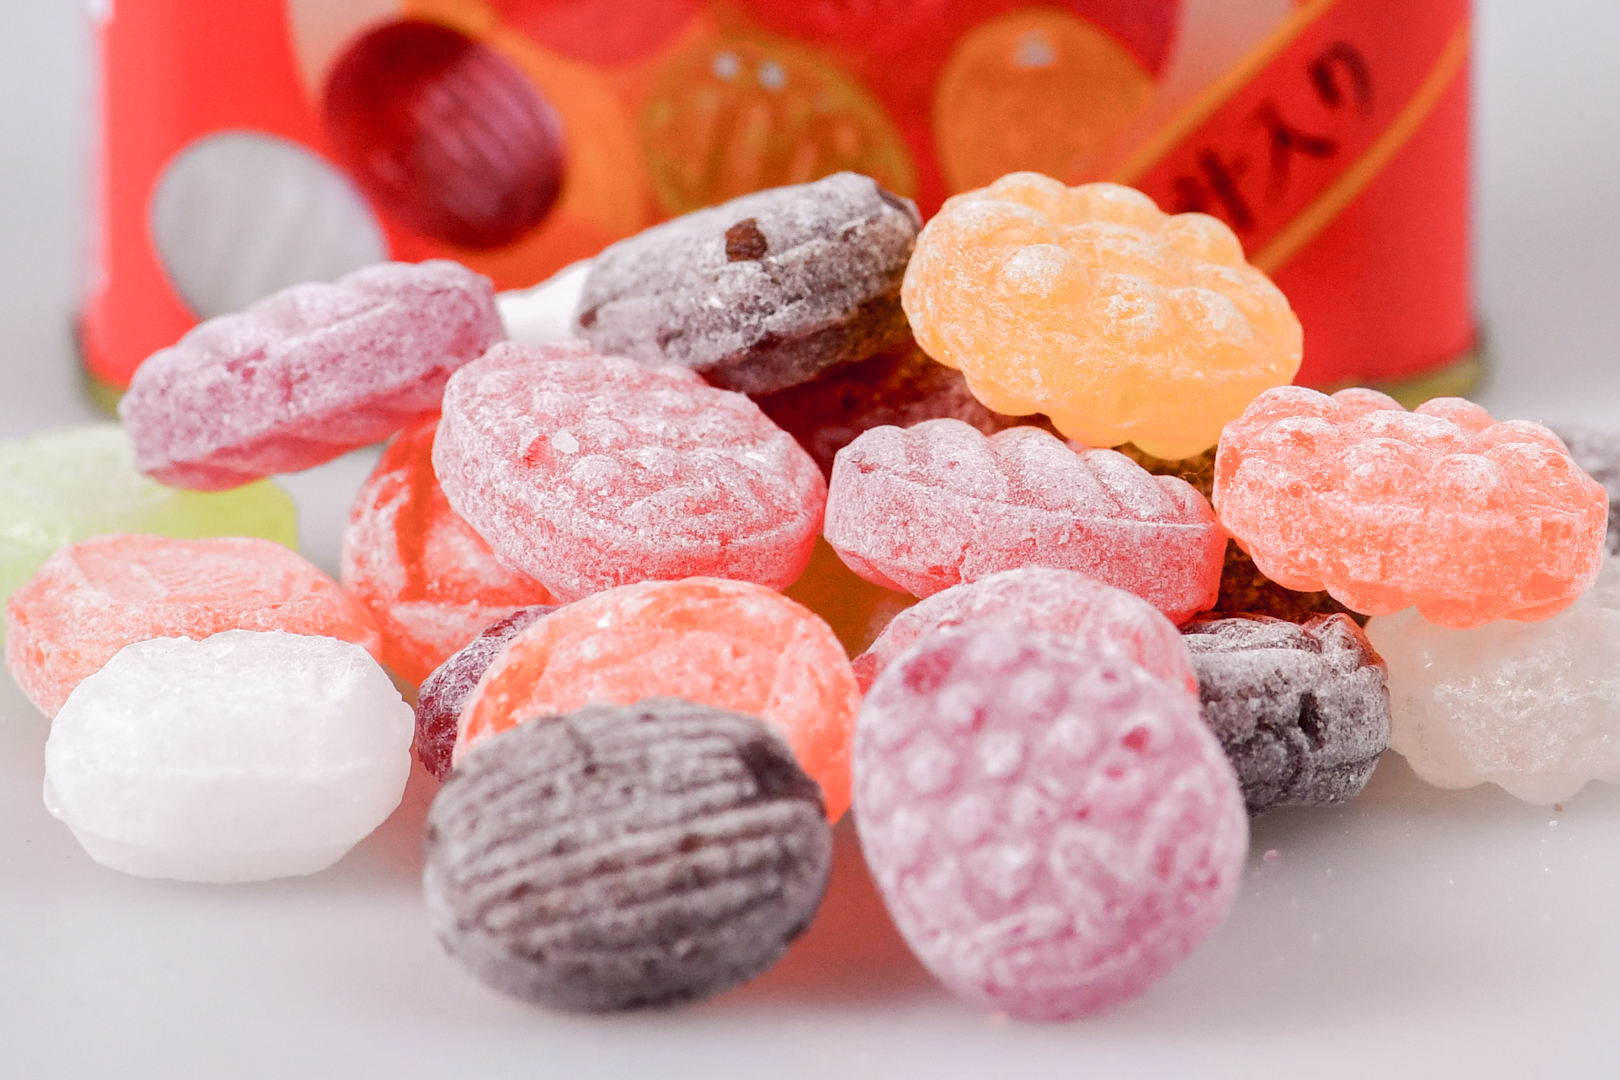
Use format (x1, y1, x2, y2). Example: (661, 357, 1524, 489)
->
(4, 2, 1620, 1077)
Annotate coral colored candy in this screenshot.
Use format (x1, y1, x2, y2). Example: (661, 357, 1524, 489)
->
(342, 416, 555, 686)
(855, 624, 1248, 1021)
(0, 424, 297, 622)
(1182, 615, 1390, 814)
(120, 260, 504, 490)
(413, 604, 556, 781)
(1367, 558, 1620, 805)
(783, 536, 918, 659)
(824, 419, 1224, 621)
(6, 534, 382, 718)
(456, 578, 861, 820)
(901, 173, 1302, 459)
(45, 630, 412, 882)
(852, 566, 1196, 696)
(434, 343, 826, 602)
(1549, 425, 1620, 556)
(1215, 387, 1608, 628)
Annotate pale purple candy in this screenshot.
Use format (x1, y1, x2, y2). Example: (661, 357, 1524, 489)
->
(854, 623, 1248, 1021)
(120, 260, 504, 491)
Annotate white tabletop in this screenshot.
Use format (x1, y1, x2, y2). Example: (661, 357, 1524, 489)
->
(4, 2, 1620, 1077)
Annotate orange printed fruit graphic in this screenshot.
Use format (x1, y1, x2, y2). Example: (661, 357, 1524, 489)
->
(641, 34, 916, 216)
(934, 8, 1155, 193)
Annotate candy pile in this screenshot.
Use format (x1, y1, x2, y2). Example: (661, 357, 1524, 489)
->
(4, 171, 1611, 1021)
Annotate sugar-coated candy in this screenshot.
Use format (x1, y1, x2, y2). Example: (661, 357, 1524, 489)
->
(1548, 425, 1620, 555)
(852, 566, 1196, 697)
(496, 259, 590, 347)
(434, 342, 826, 602)
(120, 260, 504, 490)
(824, 419, 1223, 621)
(783, 536, 918, 659)
(6, 534, 381, 718)
(0, 424, 296, 622)
(343, 415, 555, 685)
(575, 172, 921, 395)
(1215, 388, 1607, 628)
(424, 698, 832, 1011)
(45, 630, 413, 882)
(855, 625, 1247, 1020)
(901, 173, 1301, 458)
(1366, 558, 1620, 804)
(413, 604, 555, 781)
(1182, 615, 1390, 814)
(457, 578, 861, 820)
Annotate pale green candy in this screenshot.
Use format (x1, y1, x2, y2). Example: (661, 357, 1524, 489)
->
(0, 424, 298, 621)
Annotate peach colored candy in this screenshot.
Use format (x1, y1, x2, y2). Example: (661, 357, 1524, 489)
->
(342, 415, 554, 685)
(456, 578, 861, 820)
(5, 534, 382, 718)
(1214, 387, 1607, 628)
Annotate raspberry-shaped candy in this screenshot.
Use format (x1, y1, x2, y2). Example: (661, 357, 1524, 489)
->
(434, 342, 826, 602)
(901, 173, 1301, 459)
(855, 624, 1247, 1021)
(1215, 387, 1608, 628)
(823, 419, 1224, 622)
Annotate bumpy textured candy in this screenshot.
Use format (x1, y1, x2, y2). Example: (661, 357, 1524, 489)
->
(855, 624, 1247, 1020)
(575, 172, 921, 395)
(0, 424, 296, 621)
(901, 173, 1302, 458)
(1215, 388, 1608, 628)
(434, 343, 825, 602)
(120, 260, 504, 490)
(45, 630, 412, 882)
(1366, 558, 1620, 804)
(824, 419, 1224, 621)
(1182, 615, 1390, 814)
(457, 578, 861, 820)
(413, 604, 555, 781)
(424, 697, 832, 1011)
(852, 566, 1196, 697)
(1548, 425, 1620, 556)
(6, 534, 381, 718)
(342, 416, 555, 685)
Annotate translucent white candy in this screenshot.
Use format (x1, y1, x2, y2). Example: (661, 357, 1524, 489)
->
(44, 630, 414, 882)
(1366, 559, 1620, 804)
(496, 259, 590, 346)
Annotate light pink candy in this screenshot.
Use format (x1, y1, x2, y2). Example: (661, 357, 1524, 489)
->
(855, 623, 1248, 1021)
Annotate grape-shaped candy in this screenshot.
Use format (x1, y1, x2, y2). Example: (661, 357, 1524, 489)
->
(824, 419, 1223, 621)
(121, 260, 503, 490)
(855, 624, 1247, 1021)
(1215, 388, 1607, 628)
(901, 173, 1301, 458)
(434, 342, 825, 602)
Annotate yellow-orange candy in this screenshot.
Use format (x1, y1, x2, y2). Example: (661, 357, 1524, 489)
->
(901, 172, 1302, 459)
(456, 577, 861, 820)
(5, 534, 382, 717)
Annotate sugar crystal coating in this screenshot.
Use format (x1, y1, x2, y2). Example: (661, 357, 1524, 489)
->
(824, 419, 1223, 621)
(434, 342, 826, 602)
(120, 260, 504, 490)
(576, 172, 921, 394)
(901, 173, 1301, 458)
(45, 630, 413, 882)
(6, 534, 382, 718)
(855, 624, 1247, 1020)
(424, 697, 832, 1011)
(457, 578, 861, 820)
(1214, 387, 1607, 627)
(1366, 558, 1620, 804)
(343, 415, 555, 685)
(1182, 615, 1390, 814)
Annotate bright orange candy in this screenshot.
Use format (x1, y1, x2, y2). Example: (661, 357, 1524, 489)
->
(902, 172, 1303, 459)
(342, 416, 554, 685)
(5, 534, 382, 717)
(456, 577, 861, 820)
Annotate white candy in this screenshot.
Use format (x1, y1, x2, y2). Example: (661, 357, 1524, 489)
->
(44, 630, 413, 882)
(1366, 558, 1620, 804)
(496, 259, 591, 346)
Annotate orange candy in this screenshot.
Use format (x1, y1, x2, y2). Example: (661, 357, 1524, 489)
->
(5, 534, 382, 717)
(456, 577, 861, 819)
